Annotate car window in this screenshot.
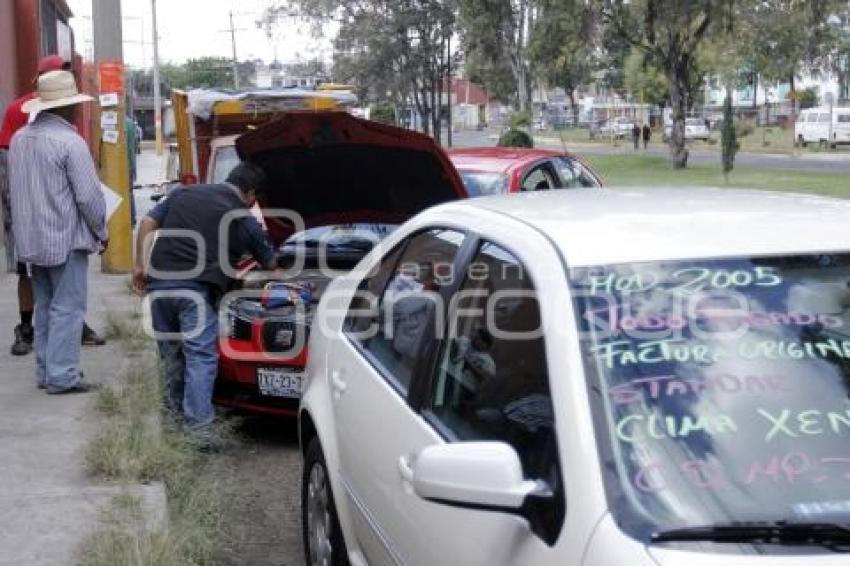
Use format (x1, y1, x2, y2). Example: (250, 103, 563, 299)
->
(807, 113, 819, 123)
(554, 157, 599, 188)
(346, 229, 465, 393)
(428, 242, 557, 485)
(521, 164, 556, 192)
(818, 113, 831, 123)
(838, 114, 850, 124)
(211, 145, 240, 183)
(459, 171, 509, 196)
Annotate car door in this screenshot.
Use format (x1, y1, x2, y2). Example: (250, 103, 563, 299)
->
(328, 227, 469, 565)
(333, 227, 566, 565)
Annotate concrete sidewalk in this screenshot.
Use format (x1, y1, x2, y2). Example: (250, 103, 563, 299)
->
(0, 148, 169, 564)
(0, 258, 165, 565)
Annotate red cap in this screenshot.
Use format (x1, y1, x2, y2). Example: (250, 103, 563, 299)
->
(37, 55, 70, 75)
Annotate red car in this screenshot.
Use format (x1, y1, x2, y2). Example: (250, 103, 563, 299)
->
(214, 111, 467, 417)
(446, 147, 602, 196)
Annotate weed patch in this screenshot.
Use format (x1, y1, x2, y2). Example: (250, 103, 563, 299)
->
(79, 353, 224, 565)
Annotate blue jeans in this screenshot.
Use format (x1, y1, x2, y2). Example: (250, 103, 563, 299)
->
(31, 250, 89, 390)
(149, 288, 219, 428)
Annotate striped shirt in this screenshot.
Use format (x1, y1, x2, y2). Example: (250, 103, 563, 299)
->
(8, 112, 107, 266)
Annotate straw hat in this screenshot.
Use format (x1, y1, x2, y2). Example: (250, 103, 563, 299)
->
(22, 70, 94, 114)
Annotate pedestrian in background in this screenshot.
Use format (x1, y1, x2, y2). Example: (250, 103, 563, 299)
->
(8, 70, 107, 394)
(632, 123, 640, 150)
(133, 162, 278, 447)
(0, 56, 106, 357)
(642, 123, 652, 149)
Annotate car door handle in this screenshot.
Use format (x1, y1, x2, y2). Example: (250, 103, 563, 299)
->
(398, 454, 414, 483)
(330, 369, 347, 395)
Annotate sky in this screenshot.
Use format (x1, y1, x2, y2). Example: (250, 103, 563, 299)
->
(65, 0, 336, 68)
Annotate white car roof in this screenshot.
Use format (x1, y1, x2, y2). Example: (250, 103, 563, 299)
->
(432, 188, 850, 267)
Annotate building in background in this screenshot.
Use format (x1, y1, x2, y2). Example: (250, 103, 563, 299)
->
(0, 0, 75, 111)
(0, 0, 79, 250)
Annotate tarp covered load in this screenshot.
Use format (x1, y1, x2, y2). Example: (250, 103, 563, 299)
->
(186, 88, 358, 120)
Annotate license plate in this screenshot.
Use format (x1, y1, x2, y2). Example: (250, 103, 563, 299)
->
(257, 367, 303, 398)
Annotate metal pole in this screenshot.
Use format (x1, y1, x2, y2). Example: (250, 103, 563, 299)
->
(229, 11, 240, 89)
(446, 33, 452, 148)
(151, 0, 163, 155)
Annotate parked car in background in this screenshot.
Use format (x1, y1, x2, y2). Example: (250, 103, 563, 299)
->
(446, 147, 602, 196)
(589, 117, 635, 139)
(214, 111, 466, 416)
(663, 117, 710, 141)
(795, 106, 850, 148)
(300, 187, 850, 566)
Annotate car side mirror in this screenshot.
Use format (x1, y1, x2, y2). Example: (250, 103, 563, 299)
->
(411, 442, 540, 510)
(150, 193, 164, 202)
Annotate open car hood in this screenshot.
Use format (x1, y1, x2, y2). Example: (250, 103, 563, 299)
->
(236, 111, 467, 243)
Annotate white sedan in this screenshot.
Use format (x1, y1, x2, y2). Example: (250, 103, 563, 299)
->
(299, 188, 850, 566)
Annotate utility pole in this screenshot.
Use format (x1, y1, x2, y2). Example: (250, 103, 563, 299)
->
(92, 0, 133, 273)
(229, 11, 240, 89)
(446, 33, 452, 148)
(151, 0, 163, 155)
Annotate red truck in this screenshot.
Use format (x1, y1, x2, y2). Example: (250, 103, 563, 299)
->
(171, 100, 467, 416)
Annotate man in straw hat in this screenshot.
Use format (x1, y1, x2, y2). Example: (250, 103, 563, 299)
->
(0, 56, 106, 357)
(7, 69, 107, 394)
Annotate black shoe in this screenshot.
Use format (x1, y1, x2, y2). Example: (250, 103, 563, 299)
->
(82, 324, 106, 347)
(11, 324, 33, 356)
(46, 382, 101, 395)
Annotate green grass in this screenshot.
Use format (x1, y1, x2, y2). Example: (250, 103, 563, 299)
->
(540, 126, 850, 155)
(584, 153, 850, 198)
(79, 320, 224, 566)
(103, 309, 152, 355)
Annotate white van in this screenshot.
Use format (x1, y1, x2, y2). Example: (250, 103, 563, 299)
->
(795, 106, 850, 148)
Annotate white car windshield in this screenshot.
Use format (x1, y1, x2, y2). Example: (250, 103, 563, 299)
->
(570, 253, 850, 543)
(283, 224, 397, 250)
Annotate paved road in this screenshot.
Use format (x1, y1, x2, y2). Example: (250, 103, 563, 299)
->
(215, 416, 304, 566)
(450, 130, 850, 174)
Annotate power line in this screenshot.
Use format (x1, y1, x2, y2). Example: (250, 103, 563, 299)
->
(219, 11, 249, 89)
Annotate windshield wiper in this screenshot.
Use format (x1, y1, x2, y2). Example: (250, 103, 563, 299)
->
(652, 521, 850, 547)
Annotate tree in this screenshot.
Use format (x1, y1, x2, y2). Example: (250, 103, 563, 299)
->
(458, 0, 536, 112)
(599, 0, 729, 168)
(623, 48, 668, 107)
(267, 0, 456, 142)
(721, 90, 737, 181)
(369, 101, 397, 124)
(797, 87, 820, 109)
(158, 57, 256, 90)
(741, 0, 838, 143)
(463, 49, 516, 104)
(826, 6, 850, 103)
(529, 0, 596, 126)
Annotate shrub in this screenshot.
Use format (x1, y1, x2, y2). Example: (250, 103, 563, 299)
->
(797, 87, 819, 110)
(369, 102, 396, 125)
(507, 110, 531, 130)
(497, 128, 534, 148)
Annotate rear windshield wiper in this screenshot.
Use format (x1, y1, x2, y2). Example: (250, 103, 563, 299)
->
(652, 521, 850, 547)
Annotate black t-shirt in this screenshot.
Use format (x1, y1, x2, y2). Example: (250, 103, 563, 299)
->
(147, 183, 275, 296)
